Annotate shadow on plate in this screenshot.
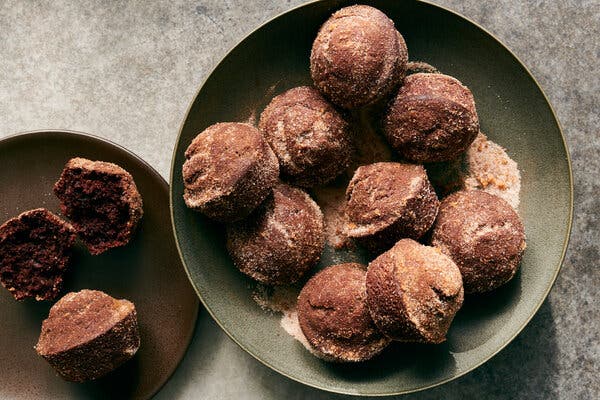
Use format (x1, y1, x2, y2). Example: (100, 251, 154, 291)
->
(449, 269, 522, 353)
(322, 341, 457, 383)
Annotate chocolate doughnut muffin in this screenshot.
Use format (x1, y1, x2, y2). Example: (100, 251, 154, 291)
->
(182, 122, 279, 222)
(431, 190, 526, 293)
(0, 209, 76, 301)
(54, 158, 143, 255)
(310, 5, 408, 109)
(226, 183, 324, 285)
(366, 239, 464, 343)
(35, 289, 140, 382)
(259, 86, 353, 187)
(297, 263, 390, 362)
(383, 73, 479, 162)
(345, 162, 439, 253)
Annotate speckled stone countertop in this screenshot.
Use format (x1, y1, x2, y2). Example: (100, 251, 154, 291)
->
(0, 1, 597, 399)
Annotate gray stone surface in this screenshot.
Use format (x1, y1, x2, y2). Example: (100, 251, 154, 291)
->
(0, 0, 597, 399)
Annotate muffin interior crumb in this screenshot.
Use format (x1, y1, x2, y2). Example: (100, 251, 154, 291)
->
(64, 173, 128, 245)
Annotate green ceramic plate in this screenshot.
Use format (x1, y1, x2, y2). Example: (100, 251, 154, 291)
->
(169, 0, 573, 395)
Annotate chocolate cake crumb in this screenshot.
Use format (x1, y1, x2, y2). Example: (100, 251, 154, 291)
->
(0, 208, 76, 301)
(54, 158, 143, 255)
(35, 289, 140, 382)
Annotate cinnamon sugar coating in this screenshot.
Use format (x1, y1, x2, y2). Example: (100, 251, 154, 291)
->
(366, 239, 464, 343)
(182, 122, 279, 222)
(310, 5, 408, 109)
(226, 183, 324, 285)
(259, 86, 353, 187)
(35, 289, 140, 382)
(297, 263, 390, 362)
(384, 73, 479, 162)
(431, 190, 526, 293)
(345, 162, 439, 253)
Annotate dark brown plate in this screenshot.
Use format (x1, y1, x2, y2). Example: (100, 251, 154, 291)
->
(170, 0, 572, 396)
(0, 130, 199, 399)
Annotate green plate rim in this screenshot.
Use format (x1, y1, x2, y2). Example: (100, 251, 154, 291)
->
(0, 128, 200, 400)
(168, 0, 574, 395)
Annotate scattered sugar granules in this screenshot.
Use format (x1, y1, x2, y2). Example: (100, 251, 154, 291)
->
(252, 283, 316, 354)
(312, 185, 352, 250)
(252, 283, 300, 313)
(428, 132, 521, 209)
(462, 133, 521, 209)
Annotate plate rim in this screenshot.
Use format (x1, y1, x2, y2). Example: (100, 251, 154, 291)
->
(0, 128, 200, 400)
(168, 0, 574, 395)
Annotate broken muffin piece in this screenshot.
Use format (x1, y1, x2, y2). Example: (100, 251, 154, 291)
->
(54, 157, 143, 255)
(35, 289, 140, 382)
(0, 208, 76, 301)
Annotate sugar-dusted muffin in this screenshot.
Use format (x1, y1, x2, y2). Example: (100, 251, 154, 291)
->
(35, 289, 140, 382)
(431, 190, 526, 293)
(226, 183, 324, 285)
(0, 209, 76, 301)
(297, 263, 390, 362)
(259, 86, 353, 187)
(54, 158, 143, 255)
(310, 5, 408, 109)
(366, 239, 464, 343)
(182, 122, 279, 222)
(345, 162, 439, 253)
(383, 73, 479, 162)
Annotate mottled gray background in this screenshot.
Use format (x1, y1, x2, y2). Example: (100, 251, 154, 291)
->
(0, 1, 598, 399)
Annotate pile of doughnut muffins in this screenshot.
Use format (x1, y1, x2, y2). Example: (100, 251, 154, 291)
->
(182, 5, 526, 363)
